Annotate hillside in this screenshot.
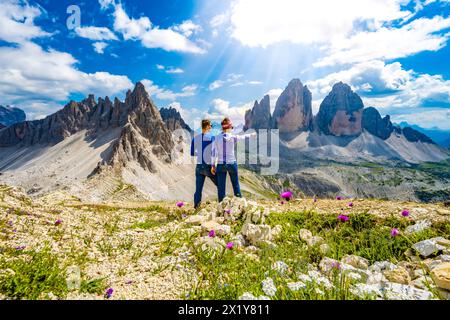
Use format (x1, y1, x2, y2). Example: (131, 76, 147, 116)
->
(1, 186, 449, 300)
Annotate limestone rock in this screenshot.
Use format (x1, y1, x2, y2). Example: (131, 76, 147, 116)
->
(194, 236, 226, 252)
(430, 262, 450, 291)
(369, 261, 397, 273)
(361, 107, 393, 140)
(341, 255, 369, 270)
(160, 106, 193, 133)
(383, 282, 435, 300)
(413, 237, 447, 257)
(299, 229, 313, 241)
(272, 79, 312, 133)
(383, 267, 411, 285)
(184, 215, 207, 225)
(405, 220, 432, 235)
(244, 95, 272, 131)
(201, 220, 221, 233)
(316, 82, 364, 137)
(411, 276, 434, 290)
(261, 277, 277, 297)
(241, 223, 280, 246)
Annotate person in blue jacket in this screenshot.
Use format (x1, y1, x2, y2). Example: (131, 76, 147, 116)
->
(191, 119, 218, 209)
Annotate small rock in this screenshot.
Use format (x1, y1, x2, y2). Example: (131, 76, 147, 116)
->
(413, 237, 446, 257)
(421, 258, 443, 272)
(413, 269, 426, 279)
(241, 223, 272, 246)
(383, 282, 435, 300)
(437, 239, 450, 248)
(200, 220, 221, 233)
(440, 255, 450, 262)
(261, 278, 277, 297)
(185, 215, 207, 225)
(194, 236, 226, 252)
(437, 288, 450, 300)
(306, 236, 325, 247)
(405, 220, 432, 235)
(341, 255, 369, 270)
(299, 229, 313, 241)
(411, 276, 434, 290)
(231, 234, 246, 248)
(216, 224, 231, 235)
(383, 267, 411, 285)
(350, 284, 382, 298)
(430, 262, 450, 291)
(366, 272, 387, 285)
(369, 261, 399, 273)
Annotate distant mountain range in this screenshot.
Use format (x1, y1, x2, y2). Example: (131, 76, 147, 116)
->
(0, 105, 26, 127)
(0, 80, 448, 202)
(396, 122, 450, 148)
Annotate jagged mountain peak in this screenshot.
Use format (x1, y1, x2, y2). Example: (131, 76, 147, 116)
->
(315, 81, 364, 136)
(272, 78, 312, 133)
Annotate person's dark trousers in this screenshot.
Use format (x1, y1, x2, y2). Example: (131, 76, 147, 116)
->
(194, 164, 218, 209)
(217, 162, 242, 203)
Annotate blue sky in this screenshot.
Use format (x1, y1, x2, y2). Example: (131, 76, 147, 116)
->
(0, 0, 449, 131)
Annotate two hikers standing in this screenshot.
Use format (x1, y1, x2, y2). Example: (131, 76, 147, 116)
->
(190, 117, 256, 209)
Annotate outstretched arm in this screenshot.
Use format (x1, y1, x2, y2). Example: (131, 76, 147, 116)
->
(234, 132, 257, 140)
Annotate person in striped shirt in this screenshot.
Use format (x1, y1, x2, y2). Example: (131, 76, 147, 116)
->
(211, 117, 257, 202)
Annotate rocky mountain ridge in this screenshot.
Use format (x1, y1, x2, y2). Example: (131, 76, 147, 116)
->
(244, 79, 435, 145)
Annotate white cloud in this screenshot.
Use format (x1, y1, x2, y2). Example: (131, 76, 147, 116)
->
(173, 20, 202, 37)
(0, 0, 133, 120)
(210, 13, 228, 28)
(307, 60, 412, 97)
(112, 4, 205, 54)
(0, 42, 132, 110)
(207, 98, 253, 124)
(315, 16, 450, 67)
(141, 79, 198, 100)
(208, 73, 245, 90)
(248, 81, 263, 85)
(209, 80, 226, 90)
(155, 64, 184, 74)
(230, 0, 412, 47)
(0, 0, 51, 44)
(75, 26, 118, 41)
(93, 42, 108, 54)
(166, 68, 184, 74)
